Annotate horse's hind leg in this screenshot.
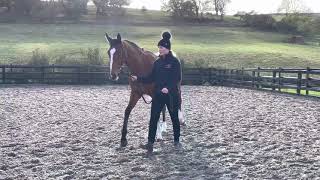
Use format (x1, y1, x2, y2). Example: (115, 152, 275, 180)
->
(156, 106, 167, 140)
(121, 92, 140, 147)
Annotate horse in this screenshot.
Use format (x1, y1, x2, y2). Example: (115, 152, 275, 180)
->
(104, 33, 185, 147)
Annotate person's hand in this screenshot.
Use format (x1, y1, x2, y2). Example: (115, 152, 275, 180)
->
(131, 75, 137, 81)
(161, 88, 169, 94)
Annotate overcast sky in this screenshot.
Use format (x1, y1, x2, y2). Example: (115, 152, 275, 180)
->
(127, 0, 320, 14)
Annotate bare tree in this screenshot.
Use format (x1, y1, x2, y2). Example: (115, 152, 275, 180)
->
(277, 0, 311, 16)
(213, 0, 231, 20)
(92, 0, 107, 15)
(92, 0, 130, 16)
(162, 0, 212, 19)
(193, 0, 212, 18)
(213, 0, 218, 15)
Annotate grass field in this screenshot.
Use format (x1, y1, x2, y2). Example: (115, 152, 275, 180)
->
(0, 10, 320, 68)
(281, 89, 320, 97)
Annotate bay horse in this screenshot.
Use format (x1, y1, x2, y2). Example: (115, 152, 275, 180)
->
(104, 33, 184, 147)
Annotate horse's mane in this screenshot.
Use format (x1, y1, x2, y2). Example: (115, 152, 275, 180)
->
(123, 40, 156, 58)
(124, 40, 140, 49)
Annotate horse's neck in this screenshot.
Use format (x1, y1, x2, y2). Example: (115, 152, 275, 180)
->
(126, 48, 155, 76)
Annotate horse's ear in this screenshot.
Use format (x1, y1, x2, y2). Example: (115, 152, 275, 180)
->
(117, 33, 121, 42)
(105, 33, 112, 44)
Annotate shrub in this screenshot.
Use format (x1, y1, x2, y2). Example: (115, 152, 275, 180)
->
(276, 14, 313, 35)
(241, 14, 276, 30)
(28, 49, 50, 66)
(141, 6, 147, 13)
(80, 48, 104, 65)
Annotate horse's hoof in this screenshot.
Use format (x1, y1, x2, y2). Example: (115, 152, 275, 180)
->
(120, 139, 128, 147)
(156, 138, 163, 142)
(180, 121, 186, 126)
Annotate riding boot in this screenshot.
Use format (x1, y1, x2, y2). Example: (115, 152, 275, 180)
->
(174, 141, 182, 151)
(146, 143, 153, 157)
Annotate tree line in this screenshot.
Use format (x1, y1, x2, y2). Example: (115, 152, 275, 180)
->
(0, 0, 232, 20)
(0, 0, 130, 18)
(161, 0, 231, 20)
(0, 0, 319, 34)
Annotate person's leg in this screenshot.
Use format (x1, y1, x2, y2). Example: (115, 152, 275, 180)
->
(148, 94, 166, 145)
(166, 93, 180, 144)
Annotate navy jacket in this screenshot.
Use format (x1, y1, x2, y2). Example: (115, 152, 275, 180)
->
(138, 52, 181, 94)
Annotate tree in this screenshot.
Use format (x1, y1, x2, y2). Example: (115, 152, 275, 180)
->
(13, 0, 41, 16)
(212, 0, 231, 20)
(192, 0, 212, 18)
(162, 0, 184, 17)
(92, 0, 130, 16)
(162, 0, 211, 19)
(277, 0, 311, 16)
(109, 0, 129, 8)
(213, 0, 218, 15)
(61, 0, 89, 18)
(92, 0, 107, 15)
(181, 0, 197, 17)
(0, 0, 14, 12)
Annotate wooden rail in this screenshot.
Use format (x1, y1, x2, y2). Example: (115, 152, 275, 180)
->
(0, 65, 319, 98)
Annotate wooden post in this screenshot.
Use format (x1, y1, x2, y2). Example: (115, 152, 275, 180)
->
(87, 66, 90, 84)
(2, 66, 5, 84)
(78, 66, 81, 84)
(51, 64, 55, 84)
(208, 68, 212, 84)
(272, 70, 276, 91)
(297, 71, 302, 95)
(41, 66, 45, 83)
(235, 69, 238, 85)
(241, 67, 244, 84)
(306, 67, 310, 95)
(252, 70, 256, 88)
(229, 69, 233, 85)
(278, 67, 282, 92)
(257, 67, 261, 89)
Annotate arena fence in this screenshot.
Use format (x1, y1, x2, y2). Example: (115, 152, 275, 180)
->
(1, 64, 319, 98)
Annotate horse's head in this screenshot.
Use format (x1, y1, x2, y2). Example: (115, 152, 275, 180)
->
(105, 33, 126, 81)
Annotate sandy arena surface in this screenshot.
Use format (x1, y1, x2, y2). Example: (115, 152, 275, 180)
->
(1, 85, 320, 179)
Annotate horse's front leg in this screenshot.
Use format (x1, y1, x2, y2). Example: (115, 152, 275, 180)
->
(121, 92, 141, 147)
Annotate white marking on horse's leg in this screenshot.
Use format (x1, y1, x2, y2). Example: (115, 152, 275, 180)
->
(161, 121, 167, 133)
(178, 109, 185, 125)
(156, 121, 163, 140)
(109, 48, 116, 76)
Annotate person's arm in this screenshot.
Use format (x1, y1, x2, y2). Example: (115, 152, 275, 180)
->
(166, 59, 181, 92)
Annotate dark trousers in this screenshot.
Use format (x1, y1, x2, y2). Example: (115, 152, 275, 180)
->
(148, 92, 180, 144)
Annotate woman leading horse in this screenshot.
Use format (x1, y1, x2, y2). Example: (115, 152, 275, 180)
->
(131, 32, 182, 157)
(105, 32, 184, 156)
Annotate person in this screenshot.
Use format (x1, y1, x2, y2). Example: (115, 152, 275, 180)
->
(131, 31, 182, 157)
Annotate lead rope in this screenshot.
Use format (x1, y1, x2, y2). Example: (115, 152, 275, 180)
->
(129, 74, 152, 104)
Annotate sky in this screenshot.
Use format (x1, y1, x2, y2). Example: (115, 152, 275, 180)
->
(127, 0, 320, 14)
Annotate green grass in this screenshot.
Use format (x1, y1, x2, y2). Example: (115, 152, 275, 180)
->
(0, 22, 320, 68)
(281, 89, 320, 97)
